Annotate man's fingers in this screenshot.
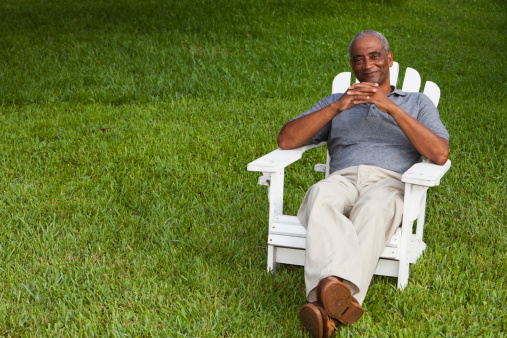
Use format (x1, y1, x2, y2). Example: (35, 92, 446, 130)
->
(351, 95, 372, 104)
(348, 82, 379, 90)
(347, 87, 377, 96)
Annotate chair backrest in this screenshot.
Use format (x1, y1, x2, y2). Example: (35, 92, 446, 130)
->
(331, 61, 440, 107)
(331, 62, 400, 94)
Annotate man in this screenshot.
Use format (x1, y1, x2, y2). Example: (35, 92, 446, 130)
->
(277, 30, 449, 337)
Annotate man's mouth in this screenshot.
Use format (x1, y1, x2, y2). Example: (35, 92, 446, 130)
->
(363, 71, 379, 77)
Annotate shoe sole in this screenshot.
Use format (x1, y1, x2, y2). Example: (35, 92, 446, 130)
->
(299, 303, 325, 338)
(317, 279, 364, 325)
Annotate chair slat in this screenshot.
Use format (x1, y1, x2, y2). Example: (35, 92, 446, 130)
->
(401, 67, 421, 92)
(268, 234, 306, 249)
(332, 72, 351, 94)
(423, 81, 441, 107)
(390, 61, 400, 88)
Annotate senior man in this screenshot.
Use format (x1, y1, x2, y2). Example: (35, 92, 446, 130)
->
(277, 30, 449, 337)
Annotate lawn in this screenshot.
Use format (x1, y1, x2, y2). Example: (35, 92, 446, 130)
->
(0, 0, 505, 336)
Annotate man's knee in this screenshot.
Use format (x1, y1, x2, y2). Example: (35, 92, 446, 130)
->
(354, 201, 392, 218)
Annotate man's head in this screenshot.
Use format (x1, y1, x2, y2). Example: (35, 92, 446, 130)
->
(348, 30, 393, 90)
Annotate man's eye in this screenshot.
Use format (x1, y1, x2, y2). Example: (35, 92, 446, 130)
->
(371, 55, 379, 59)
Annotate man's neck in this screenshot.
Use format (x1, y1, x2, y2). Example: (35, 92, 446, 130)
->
(379, 81, 392, 94)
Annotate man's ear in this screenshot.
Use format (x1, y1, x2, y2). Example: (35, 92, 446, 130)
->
(388, 51, 394, 67)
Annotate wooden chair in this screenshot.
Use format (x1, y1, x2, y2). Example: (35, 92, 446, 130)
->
(247, 62, 451, 289)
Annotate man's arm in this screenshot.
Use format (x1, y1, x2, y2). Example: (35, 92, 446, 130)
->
(386, 104, 449, 164)
(347, 82, 449, 165)
(277, 92, 359, 150)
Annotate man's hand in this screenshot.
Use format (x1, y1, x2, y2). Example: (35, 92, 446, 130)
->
(342, 82, 394, 113)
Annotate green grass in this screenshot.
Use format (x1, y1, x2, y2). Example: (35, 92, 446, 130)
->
(0, 0, 505, 336)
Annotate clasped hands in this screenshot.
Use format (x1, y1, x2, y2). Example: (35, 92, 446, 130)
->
(333, 82, 394, 114)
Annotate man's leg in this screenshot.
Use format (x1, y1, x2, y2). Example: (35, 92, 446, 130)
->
(348, 165, 405, 304)
(297, 167, 362, 302)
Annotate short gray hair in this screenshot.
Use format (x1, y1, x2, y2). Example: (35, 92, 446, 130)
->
(348, 30, 390, 58)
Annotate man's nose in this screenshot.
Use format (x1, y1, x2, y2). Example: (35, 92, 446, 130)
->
(364, 58, 374, 69)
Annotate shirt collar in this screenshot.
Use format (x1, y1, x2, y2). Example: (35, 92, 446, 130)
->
(388, 86, 406, 97)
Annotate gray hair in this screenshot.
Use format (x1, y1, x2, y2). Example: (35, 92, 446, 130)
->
(348, 30, 390, 58)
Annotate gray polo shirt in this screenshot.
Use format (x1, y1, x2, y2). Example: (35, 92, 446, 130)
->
(295, 88, 450, 174)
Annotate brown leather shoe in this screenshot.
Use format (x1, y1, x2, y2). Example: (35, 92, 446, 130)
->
(299, 302, 339, 338)
(316, 276, 364, 325)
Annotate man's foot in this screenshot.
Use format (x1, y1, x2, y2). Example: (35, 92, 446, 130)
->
(316, 276, 364, 325)
(299, 302, 339, 338)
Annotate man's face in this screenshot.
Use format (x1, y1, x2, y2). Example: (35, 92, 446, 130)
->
(349, 36, 393, 87)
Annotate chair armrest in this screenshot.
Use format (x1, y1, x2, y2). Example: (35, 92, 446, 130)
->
(401, 159, 451, 187)
(247, 142, 327, 173)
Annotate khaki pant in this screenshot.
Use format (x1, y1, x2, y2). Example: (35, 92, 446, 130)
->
(297, 165, 405, 305)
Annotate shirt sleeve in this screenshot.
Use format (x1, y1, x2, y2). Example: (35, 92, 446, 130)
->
(416, 93, 450, 141)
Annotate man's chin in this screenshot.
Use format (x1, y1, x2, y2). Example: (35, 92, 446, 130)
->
(357, 75, 380, 83)
(356, 78, 380, 84)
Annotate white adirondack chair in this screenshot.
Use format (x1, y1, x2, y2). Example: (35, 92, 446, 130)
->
(247, 62, 451, 290)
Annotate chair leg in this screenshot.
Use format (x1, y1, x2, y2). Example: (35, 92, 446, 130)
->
(267, 245, 278, 273)
(397, 259, 410, 290)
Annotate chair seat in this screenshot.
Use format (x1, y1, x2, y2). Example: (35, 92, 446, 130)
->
(267, 215, 427, 275)
(268, 215, 401, 258)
